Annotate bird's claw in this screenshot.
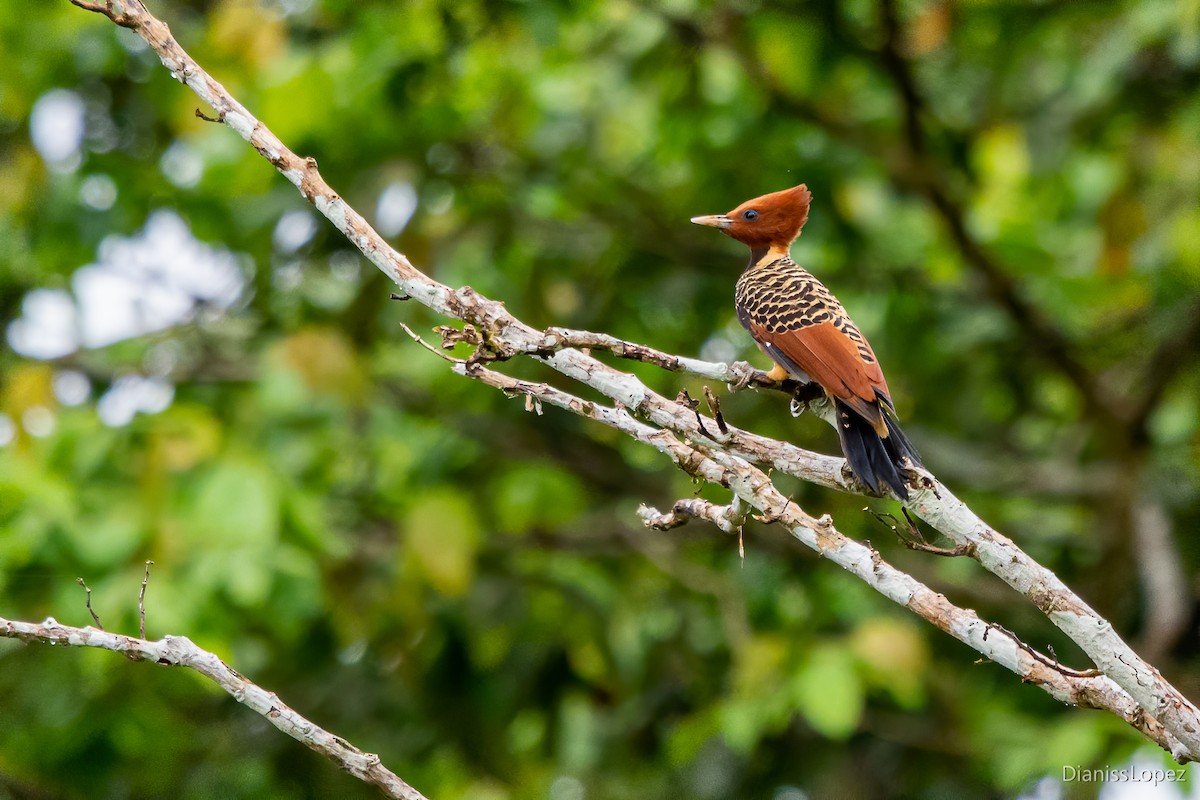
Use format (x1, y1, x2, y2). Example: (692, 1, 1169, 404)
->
(726, 361, 758, 392)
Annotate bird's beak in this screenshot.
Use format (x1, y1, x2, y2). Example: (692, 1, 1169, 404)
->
(690, 214, 732, 229)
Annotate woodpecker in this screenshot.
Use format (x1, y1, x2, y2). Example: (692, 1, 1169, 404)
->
(691, 184, 921, 499)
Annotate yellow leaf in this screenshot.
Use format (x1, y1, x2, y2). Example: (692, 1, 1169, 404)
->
(404, 490, 481, 596)
(851, 617, 929, 708)
(3, 363, 54, 414)
(732, 634, 788, 697)
(209, 0, 286, 68)
(273, 327, 366, 403)
(147, 405, 222, 473)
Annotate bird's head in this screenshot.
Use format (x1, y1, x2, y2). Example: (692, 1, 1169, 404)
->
(691, 184, 813, 254)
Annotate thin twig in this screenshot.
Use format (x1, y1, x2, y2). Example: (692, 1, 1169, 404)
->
(76, 577, 104, 630)
(139, 560, 154, 640)
(538, 327, 788, 392)
(703, 386, 728, 435)
(675, 389, 717, 439)
(399, 323, 459, 364)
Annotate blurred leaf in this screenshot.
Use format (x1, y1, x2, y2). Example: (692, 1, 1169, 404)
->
(147, 404, 222, 473)
(403, 488, 480, 596)
(493, 460, 586, 534)
(1040, 714, 1111, 770)
(850, 617, 929, 708)
(752, 14, 818, 96)
(791, 643, 864, 740)
(185, 458, 280, 548)
(274, 327, 367, 403)
(3, 363, 53, 415)
(68, 507, 144, 569)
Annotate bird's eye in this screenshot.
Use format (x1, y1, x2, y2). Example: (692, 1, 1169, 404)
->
(742, 209, 759, 221)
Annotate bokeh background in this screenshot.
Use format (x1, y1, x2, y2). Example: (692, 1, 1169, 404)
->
(2, 0, 1199, 798)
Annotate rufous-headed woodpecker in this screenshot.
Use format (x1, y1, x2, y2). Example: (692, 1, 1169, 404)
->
(692, 184, 921, 499)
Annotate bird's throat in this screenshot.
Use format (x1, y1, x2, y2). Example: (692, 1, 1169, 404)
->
(747, 244, 791, 269)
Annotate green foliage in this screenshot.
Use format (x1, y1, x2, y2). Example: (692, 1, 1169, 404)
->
(1, 0, 1198, 798)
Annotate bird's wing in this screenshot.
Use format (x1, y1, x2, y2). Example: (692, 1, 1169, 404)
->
(734, 255, 896, 433)
(740, 314, 891, 434)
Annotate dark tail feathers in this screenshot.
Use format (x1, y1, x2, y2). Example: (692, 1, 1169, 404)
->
(834, 397, 922, 500)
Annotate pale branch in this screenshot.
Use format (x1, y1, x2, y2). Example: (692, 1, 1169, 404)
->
(637, 496, 747, 534)
(536, 327, 776, 390)
(439, 356, 1184, 757)
(476, 227, 1200, 762)
(873, 19, 1200, 735)
(67, 0, 132, 24)
(907, 485, 1198, 760)
(66, 0, 1200, 763)
(0, 617, 429, 800)
(432, 319, 795, 398)
(644, 451, 1182, 755)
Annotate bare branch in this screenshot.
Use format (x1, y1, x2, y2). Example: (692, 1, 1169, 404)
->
(68, 0, 133, 27)
(0, 617, 430, 800)
(536, 327, 781, 390)
(638, 496, 746, 534)
(441, 356, 1186, 758)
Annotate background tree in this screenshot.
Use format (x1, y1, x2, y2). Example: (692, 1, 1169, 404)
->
(1, 0, 1198, 798)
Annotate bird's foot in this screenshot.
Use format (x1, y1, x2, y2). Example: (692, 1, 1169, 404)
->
(726, 361, 759, 392)
(900, 460, 939, 498)
(789, 381, 825, 418)
(869, 507, 974, 558)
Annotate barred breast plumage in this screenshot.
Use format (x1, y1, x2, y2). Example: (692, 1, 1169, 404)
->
(735, 255, 877, 368)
